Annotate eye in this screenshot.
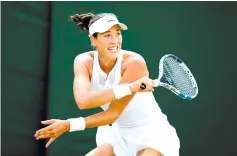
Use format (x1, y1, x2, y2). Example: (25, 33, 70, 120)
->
(104, 34, 111, 38)
(117, 32, 121, 36)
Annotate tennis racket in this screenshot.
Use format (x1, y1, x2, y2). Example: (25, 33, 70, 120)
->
(140, 54, 198, 100)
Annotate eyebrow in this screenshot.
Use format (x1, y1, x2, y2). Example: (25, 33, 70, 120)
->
(102, 29, 121, 34)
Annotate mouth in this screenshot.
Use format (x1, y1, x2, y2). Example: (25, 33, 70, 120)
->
(108, 46, 118, 53)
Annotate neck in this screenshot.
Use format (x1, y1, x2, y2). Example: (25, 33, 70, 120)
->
(98, 54, 117, 74)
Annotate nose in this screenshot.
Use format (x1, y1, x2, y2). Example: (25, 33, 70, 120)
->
(110, 34, 119, 44)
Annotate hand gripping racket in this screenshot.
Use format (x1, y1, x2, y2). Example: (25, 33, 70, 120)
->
(140, 54, 198, 100)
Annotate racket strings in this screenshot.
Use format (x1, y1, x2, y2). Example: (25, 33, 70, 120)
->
(162, 57, 197, 96)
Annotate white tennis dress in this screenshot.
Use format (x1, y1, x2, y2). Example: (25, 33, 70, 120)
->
(91, 50, 180, 156)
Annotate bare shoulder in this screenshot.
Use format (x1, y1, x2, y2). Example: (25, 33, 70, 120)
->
(122, 50, 147, 68)
(74, 51, 94, 65)
(121, 50, 149, 80)
(73, 51, 95, 78)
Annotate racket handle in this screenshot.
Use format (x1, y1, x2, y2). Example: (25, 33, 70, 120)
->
(140, 83, 146, 90)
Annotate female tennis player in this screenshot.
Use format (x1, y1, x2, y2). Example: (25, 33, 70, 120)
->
(34, 12, 180, 156)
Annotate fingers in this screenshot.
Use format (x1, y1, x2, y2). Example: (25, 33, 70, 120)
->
(37, 124, 55, 133)
(141, 77, 154, 92)
(35, 126, 54, 138)
(34, 129, 55, 138)
(35, 129, 59, 141)
(34, 119, 55, 137)
(34, 119, 62, 148)
(45, 137, 57, 148)
(152, 79, 159, 87)
(34, 135, 58, 148)
(36, 134, 52, 140)
(41, 119, 56, 125)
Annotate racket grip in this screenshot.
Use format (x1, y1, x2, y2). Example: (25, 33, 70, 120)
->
(140, 83, 146, 90)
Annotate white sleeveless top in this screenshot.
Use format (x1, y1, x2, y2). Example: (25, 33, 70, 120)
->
(91, 50, 168, 128)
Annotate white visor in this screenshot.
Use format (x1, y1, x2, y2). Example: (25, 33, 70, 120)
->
(89, 15, 128, 36)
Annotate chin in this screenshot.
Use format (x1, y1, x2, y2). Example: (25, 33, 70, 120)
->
(113, 51, 120, 57)
(109, 53, 118, 60)
(108, 50, 119, 58)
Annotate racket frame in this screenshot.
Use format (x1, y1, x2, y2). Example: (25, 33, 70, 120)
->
(155, 54, 198, 100)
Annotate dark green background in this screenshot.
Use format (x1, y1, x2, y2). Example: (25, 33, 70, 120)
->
(2, 1, 237, 156)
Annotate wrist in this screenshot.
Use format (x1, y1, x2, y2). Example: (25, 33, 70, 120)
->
(63, 120, 70, 132)
(67, 117, 86, 132)
(113, 83, 132, 99)
(129, 82, 136, 93)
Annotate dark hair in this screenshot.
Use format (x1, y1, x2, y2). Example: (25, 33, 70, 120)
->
(70, 13, 116, 37)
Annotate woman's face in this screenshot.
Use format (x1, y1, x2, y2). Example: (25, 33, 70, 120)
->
(91, 24, 122, 60)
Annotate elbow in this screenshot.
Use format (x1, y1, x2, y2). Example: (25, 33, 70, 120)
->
(108, 111, 121, 124)
(75, 97, 88, 110)
(111, 116, 119, 124)
(111, 114, 120, 124)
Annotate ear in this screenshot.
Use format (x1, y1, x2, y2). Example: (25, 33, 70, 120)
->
(89, 36, 97, 47)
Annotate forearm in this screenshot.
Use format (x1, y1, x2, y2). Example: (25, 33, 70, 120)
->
(67, 110, 118, 132)
(84, 110, 118, 128)
(76, 83, 133, 109)
(84, 93, 136, 129)
(77, 88, 115, 109)
(68, 90, 136, 132)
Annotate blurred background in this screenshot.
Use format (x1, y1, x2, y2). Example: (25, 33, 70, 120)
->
(2, 1, 237, 156)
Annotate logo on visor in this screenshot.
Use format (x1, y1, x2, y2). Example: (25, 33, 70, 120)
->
(108, 20, 115, 22)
